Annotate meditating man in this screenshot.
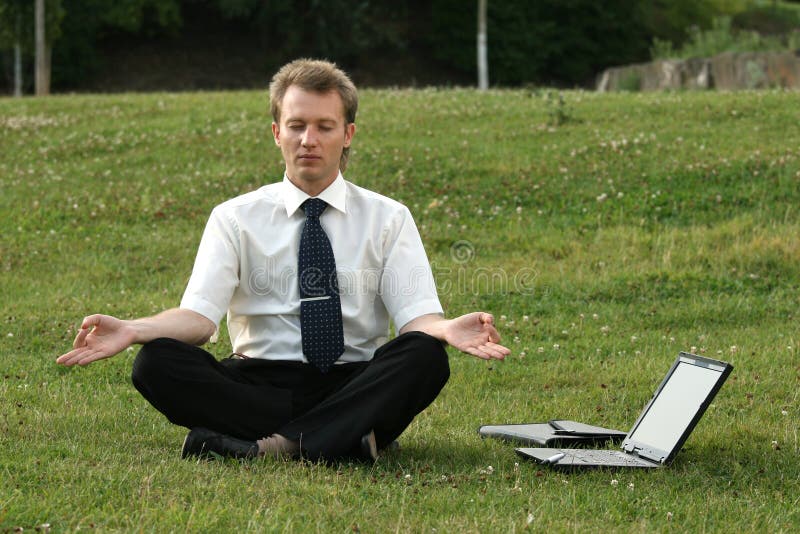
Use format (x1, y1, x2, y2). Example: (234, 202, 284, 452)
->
(57, 59, 509, 462)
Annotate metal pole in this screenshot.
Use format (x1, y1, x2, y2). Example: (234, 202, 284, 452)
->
(477, 0, 488, 90)
(35, 0, 49, 96)
(14, 12, 23, 97)
(14, 42, 22, 97)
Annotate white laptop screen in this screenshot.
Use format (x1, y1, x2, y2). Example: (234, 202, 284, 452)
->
(626, 361, 723, 454)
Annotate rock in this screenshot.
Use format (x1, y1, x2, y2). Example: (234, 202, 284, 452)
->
(597, 51, 800, 91)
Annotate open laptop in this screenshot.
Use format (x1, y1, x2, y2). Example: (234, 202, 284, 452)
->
(516, 352, 733, 469)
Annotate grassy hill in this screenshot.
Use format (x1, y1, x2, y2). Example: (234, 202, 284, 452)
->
(1, 88, 798, 531)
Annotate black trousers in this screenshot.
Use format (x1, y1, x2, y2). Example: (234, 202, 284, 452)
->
(131, 331, 450, 460)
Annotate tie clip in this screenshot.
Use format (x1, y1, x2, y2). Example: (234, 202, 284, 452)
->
(300, 296, 332, 302)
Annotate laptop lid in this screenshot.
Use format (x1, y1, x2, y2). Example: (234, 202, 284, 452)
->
(620, 352, 733, 465)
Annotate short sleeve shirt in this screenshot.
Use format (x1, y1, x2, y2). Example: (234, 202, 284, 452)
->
(179, 173, 443, 363)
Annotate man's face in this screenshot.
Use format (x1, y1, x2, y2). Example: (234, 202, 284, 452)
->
(272, 85, 355, 195)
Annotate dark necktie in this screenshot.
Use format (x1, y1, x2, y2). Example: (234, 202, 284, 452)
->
(298, 198, 345, 373)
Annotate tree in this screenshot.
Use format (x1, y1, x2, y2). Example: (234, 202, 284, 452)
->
(50, 0, 180, 88)
(0, 0, 29, 94)
(0, 0, 63, 95)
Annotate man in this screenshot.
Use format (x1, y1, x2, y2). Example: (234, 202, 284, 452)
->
(57, 59, 509, 462)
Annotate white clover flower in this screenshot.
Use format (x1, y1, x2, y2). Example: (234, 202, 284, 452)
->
(610, 479, 619, 486)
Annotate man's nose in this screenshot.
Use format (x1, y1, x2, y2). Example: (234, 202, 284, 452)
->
(301, 127, 318, 147)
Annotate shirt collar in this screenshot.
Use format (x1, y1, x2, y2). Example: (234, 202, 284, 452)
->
(282, 173, 347, 217)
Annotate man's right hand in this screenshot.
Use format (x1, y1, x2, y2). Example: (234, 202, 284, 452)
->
(56, 314, 137, 366)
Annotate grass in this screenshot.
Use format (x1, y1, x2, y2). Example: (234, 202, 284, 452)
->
(1, 87, 799, 532)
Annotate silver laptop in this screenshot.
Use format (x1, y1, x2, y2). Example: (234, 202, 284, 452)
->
(516, 352, 733, 469)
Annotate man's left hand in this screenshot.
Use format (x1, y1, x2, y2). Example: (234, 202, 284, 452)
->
(400, 312, 511, 360)
(443, 312, 510, 360)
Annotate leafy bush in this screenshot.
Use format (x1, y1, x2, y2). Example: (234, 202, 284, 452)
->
(731, 3, 800, 35)
(3, 0, 769, 90)
(651, 15, 800, 59)
(428, 0, 653, 86)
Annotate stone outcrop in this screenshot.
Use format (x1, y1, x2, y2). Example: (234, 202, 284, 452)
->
(597, 51, 800, 91)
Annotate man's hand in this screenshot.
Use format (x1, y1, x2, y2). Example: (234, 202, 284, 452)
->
(56, 308, 216, 367)
(442, 312, 510, 360)
(400, 312, 510, 360)
(56, 314, 137, 366)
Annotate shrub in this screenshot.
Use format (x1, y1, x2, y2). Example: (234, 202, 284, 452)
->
(651, 15, 799, 60)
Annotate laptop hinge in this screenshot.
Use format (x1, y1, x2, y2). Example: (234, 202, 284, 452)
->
(639, 451, 665, 464)
(627, 444, 665, 464)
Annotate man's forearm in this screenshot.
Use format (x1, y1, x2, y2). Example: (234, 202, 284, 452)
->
(399, 311, 509, 360)
(128, 308, 216, 346)
(399, 313, 449, 342)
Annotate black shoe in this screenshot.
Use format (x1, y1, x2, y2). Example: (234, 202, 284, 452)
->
(181, 427, 259, 460)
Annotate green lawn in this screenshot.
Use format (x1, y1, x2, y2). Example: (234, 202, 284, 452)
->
(1, 87, 798, 532)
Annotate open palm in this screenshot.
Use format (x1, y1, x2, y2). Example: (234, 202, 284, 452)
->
(56, 314, 136, 366)
(445, 312, 510, 360)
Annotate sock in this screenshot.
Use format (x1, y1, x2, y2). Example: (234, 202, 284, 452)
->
(257, 433, 300, 458)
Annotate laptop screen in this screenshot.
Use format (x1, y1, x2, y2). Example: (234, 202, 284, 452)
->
(626, 358, 724, 455)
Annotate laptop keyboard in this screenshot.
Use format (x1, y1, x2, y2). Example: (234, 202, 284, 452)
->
(562, 449, 654, 467)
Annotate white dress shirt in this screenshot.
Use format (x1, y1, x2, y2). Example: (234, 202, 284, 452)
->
(180, 173, 443, 363)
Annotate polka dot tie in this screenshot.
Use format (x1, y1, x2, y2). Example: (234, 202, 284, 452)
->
(298, 198, 345, 373)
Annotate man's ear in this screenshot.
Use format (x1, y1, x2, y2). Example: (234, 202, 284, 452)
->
(343, 123, 356, 148)
(272, 122, 281, 146)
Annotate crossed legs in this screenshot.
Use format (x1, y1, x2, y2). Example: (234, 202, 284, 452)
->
(130, 332, 449, 461)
